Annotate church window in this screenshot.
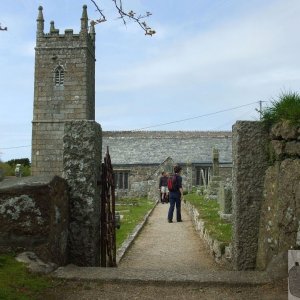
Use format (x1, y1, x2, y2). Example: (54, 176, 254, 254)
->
(54, 65, 64, 86)
(114, 171, 129, 189)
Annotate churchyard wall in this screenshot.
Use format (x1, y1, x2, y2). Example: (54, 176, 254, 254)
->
(0, 176, 69, 266)
(232, 120, 300, 274)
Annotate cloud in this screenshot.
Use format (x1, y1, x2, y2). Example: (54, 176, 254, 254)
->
(97, 0, 300, 93)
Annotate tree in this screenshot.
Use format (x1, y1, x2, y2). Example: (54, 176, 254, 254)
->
(1, 1, 155, 35)
(6, 158, 30, 167)
(0, 23, 7, 31)
(90, 0, 155, 36)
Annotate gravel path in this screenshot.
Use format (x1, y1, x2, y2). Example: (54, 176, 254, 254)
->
(46, 203, 288, 299)
(119, 202, 219, 272)
(41, 279, 287, 300)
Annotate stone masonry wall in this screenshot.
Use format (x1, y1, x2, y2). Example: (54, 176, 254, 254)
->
(147, 157, 174, 202)
(63, 120, 102, 266)
(0, 176, 69, 266)
(219, 166, 232, 182)
(113, 159, 195, 200)
(232, 121, 269, 270)
(113, 164, 158, 199)
(113, 161, 230, 200)
(256, 121, 300, 271)
(31, 122, 64, 176)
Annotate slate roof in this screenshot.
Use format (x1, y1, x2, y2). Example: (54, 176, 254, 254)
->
(102, 131, 232, 165)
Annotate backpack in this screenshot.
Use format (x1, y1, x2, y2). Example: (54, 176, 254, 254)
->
(167, 175, 178, 192)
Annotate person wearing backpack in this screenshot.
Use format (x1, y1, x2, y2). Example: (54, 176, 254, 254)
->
(167, 165, 184, 223)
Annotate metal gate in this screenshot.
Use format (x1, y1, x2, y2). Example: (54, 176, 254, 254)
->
(100, 147, 116, 267)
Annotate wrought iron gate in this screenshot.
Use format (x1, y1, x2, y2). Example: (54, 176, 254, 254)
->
(100, 147, 116, 267)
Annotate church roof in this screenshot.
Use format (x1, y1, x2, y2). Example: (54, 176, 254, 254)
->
(102, 131, 232, 165)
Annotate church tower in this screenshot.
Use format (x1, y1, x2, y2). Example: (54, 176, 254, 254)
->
(31, 5, 96, 175)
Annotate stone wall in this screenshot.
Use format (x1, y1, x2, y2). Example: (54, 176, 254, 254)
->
(32, 122, 64, 176)
(219, 166, 232, 182)
(113, 160, 231, 200)
(147, 157, 175, 202)
(0, 176, 69, 266)
(63, 120, 102, 266)
(232, 120, 300, 273)
(113, 164, 158, 199)
(256, 121, 300, 271)
(113, 159, 197, 200)
(232, 121, 269, 270)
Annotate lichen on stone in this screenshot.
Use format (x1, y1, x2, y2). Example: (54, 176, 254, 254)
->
(0, 195, 44, 225)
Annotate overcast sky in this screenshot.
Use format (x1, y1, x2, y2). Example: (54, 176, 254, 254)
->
(1, 0, 300, 161)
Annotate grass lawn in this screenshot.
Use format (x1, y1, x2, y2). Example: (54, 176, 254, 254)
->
(0, 253, 54, 300)
(184, 193, 232, 244)
(116, 197, 155, 249)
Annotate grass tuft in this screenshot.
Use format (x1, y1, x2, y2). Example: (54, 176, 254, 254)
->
(261, 92, 300, 127)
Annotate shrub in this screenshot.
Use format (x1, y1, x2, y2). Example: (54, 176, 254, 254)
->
(0, 161, 31, 177)
(6, 158, 30, 167)
(261, 92, 300, 127)
(0, 162, 13, 176)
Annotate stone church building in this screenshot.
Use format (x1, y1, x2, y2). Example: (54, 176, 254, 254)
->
(102, 131, 232, 198)
(31, 5, 233, 198)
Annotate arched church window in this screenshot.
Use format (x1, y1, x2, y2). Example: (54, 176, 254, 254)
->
(54, 65, 64, 86)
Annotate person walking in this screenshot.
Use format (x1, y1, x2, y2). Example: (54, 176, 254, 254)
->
(159, 171, 169, 203)
(167, 165, 183, 223)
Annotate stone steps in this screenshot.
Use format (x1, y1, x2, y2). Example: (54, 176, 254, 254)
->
(52, 264, 272, 286)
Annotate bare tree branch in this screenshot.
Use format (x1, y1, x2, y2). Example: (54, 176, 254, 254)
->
(90, 0, 155, 36)
(1, 0, 155, 35)
(0, 23, 7, 31)
(90, 0, 107, 24)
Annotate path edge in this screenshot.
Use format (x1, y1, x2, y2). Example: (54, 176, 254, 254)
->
(116, 200, 159, 264)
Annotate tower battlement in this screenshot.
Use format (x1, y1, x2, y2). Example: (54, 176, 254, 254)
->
(36, 5, 96, 51)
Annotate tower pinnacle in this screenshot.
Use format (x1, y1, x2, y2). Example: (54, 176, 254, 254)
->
(80, 5, 88, 32)
(37, 6, 44, 35)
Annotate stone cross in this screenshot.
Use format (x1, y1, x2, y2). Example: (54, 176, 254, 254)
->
(212, 148, 219, 176)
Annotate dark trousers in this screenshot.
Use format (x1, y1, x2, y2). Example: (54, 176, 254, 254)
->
(168, 193, 181, 221)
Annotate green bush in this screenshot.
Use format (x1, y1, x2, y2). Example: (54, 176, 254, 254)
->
(0, 162, 13, 176)
(261, 92, 300, 127)
(6, 158, 30, 167)
(0, 162, 31, 177)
